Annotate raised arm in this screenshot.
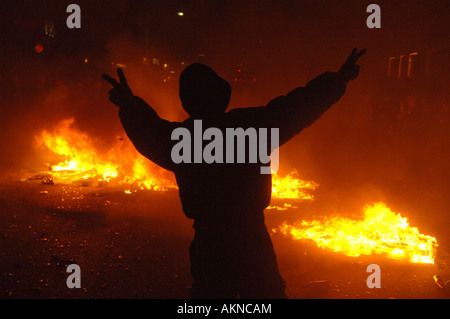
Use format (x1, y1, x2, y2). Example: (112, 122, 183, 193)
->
(102, 68, 177, 171)
(232, 49, 366, 147)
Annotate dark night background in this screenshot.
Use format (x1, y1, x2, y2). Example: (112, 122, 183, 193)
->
(0, 0, 449, 299)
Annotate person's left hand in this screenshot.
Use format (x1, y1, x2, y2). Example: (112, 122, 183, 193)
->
(338, 48, 366, 83)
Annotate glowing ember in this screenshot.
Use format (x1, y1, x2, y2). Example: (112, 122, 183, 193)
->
(274, 202, 438, 264)
(271, 170, 318, 200)
(35, 118, 177, 191)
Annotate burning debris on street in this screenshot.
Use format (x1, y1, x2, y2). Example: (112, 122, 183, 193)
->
(31, 117, 320, 208)
(26, 117, 444, 269)
(274, 202, 438, 264)
(34, 118, 177, 191)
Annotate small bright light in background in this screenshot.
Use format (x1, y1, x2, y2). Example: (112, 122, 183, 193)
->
(177, 12, 184, 16)
(84, 58, 88, 64)
(35, 44, 44, 53)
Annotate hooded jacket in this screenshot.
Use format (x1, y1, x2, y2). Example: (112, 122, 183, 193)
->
(118, 63, 346, 228)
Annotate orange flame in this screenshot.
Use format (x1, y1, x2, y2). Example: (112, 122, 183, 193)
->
(36, 119, 318, 200)
(274, 202, 438, 263)
(271, 169, 318, 200)
(37, 121, 437, 263)
(267, 170, 318, 210)
(35, 118, 176, 190)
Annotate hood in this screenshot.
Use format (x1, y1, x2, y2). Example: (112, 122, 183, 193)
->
(179, 63, 231, 118)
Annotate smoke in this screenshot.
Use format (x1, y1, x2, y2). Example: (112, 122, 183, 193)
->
(0, 30, 186, 170)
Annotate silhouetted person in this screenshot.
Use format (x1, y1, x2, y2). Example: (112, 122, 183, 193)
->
(102, 48, 365, 299)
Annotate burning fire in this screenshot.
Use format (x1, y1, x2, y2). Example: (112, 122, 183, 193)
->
(266, 170, 318, 210)
(274, 202, 438, 264)
(35, 118, 316, 200)
(35, 118, 176, 191)
(34, 120, 439, 264)
(271, 169, 318, 200)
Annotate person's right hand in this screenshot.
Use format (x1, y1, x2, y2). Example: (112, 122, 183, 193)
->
(102, 68, 134, 107)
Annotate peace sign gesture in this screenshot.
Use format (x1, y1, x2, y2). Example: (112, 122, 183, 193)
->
(102, 68, 134, 107)
(338, 48, 366, 83)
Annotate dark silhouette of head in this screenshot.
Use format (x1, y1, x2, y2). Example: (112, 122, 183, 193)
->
(179, 63, 231, 118)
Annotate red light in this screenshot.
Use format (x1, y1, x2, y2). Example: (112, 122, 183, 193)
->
(237, 69, 241, 73)
(35, 44, 44, 53)
(234, 78, 238, 82)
